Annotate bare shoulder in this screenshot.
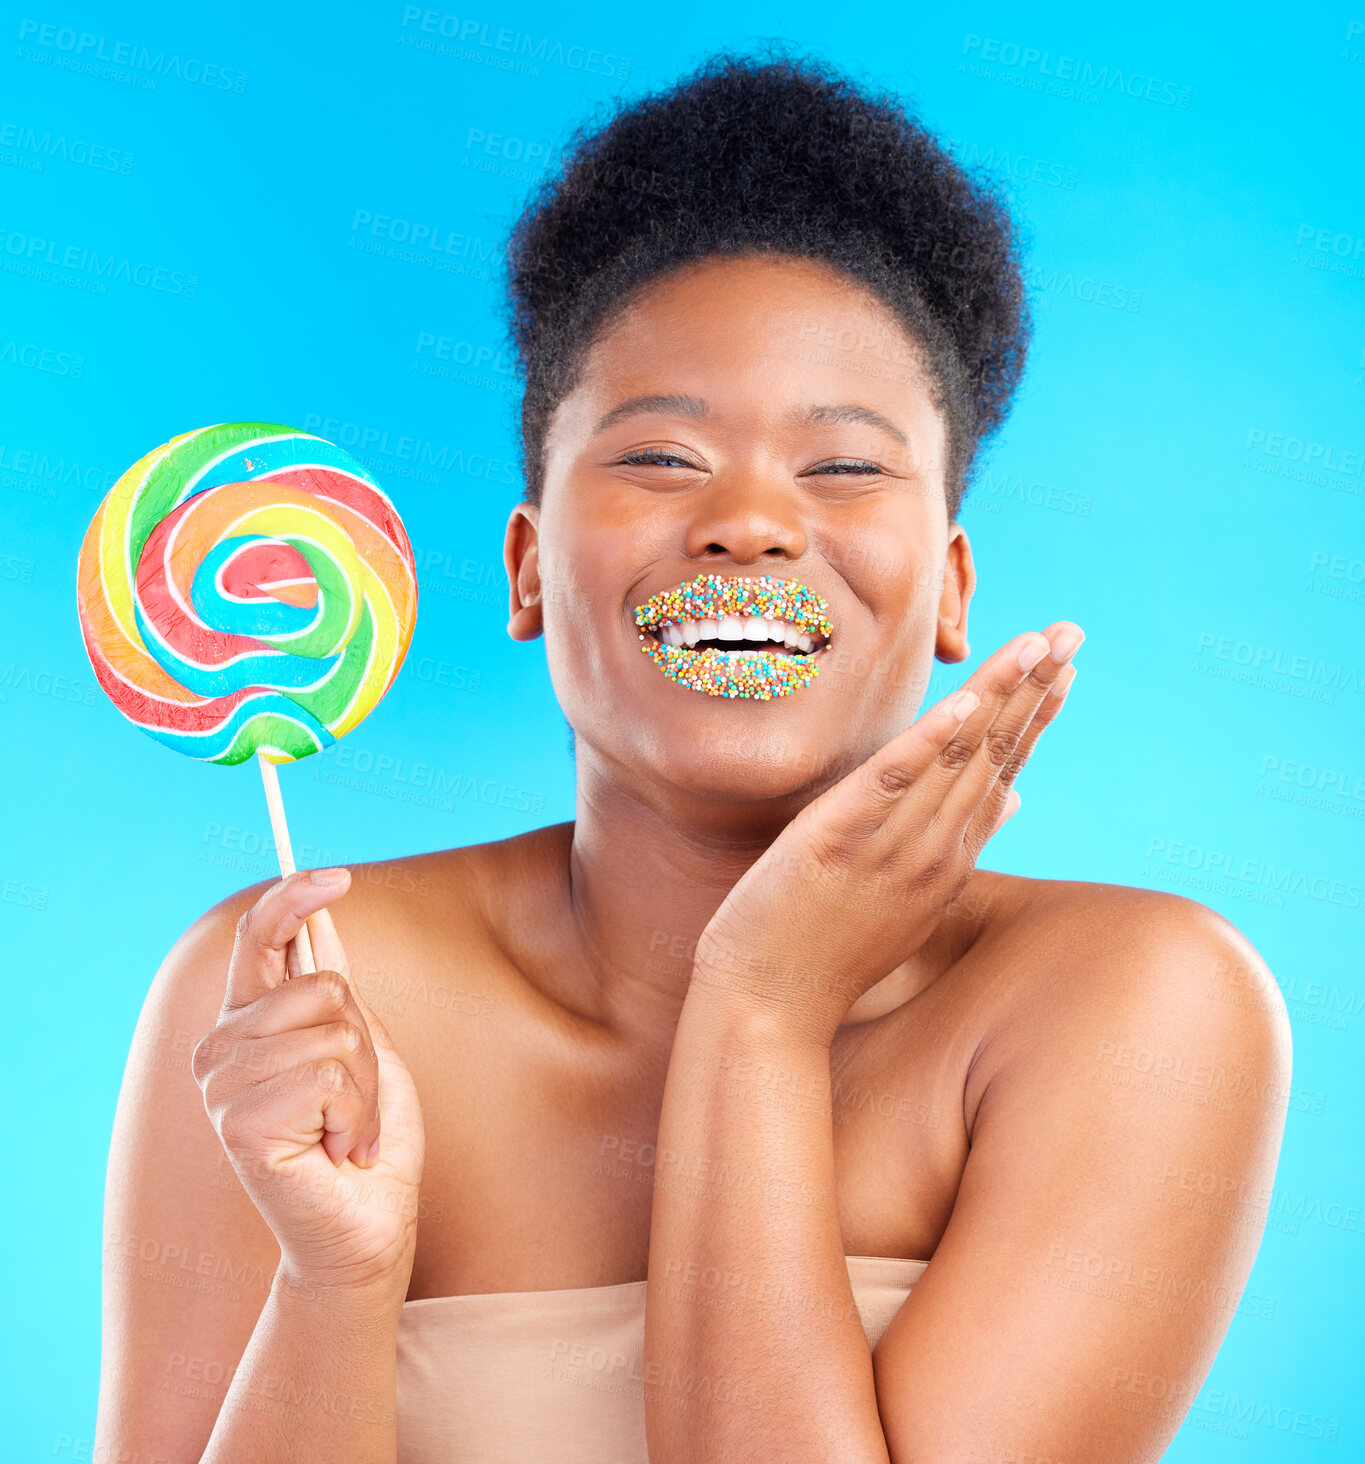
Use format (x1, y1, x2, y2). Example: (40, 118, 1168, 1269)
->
(874, 891, 1294, 1458)
(964, 873, 1293, 1127)
(98, 826, 562, 1453)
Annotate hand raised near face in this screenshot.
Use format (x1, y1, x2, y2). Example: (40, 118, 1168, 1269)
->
(692, 623, 1082, 1046)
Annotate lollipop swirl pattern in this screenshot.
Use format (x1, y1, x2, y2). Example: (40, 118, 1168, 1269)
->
(77, 422, 419, 764)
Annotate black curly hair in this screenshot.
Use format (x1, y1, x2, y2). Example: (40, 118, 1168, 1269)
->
(503, 46, 1032, 519)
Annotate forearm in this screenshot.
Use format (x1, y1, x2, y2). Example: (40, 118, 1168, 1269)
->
(644, 981, 891, 1463)
(200, 1266, 407, 1464)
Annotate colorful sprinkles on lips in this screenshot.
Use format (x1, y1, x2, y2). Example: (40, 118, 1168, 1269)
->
(631, 573, 834, 700)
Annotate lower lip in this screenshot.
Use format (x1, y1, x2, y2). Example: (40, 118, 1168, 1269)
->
(638, 634, 827, 699)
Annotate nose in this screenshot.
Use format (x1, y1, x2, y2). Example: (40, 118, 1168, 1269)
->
(682, 465, 808, 565)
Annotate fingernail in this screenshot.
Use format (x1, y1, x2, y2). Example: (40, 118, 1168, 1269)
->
(948, 690, 980, 720)
(307, 867, 349, 887)
(1049, 626, 1085, 664)
(1017, 636, 1049, 673)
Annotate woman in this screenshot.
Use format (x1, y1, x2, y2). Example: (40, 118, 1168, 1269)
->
(97, 50, 1290, 1464)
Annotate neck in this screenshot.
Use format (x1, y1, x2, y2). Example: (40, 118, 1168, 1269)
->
(547, 745, 984, 1056)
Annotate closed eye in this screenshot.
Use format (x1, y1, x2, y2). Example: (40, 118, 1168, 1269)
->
(617, 449, 703, 470)
(804, 459, 885, 476)
(616, 452, 886, 475)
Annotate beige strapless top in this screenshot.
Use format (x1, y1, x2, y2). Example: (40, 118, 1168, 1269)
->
(396, 1254, 927, 1462)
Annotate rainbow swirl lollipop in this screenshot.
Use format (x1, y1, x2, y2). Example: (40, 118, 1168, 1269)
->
(77, 422, 418, 766)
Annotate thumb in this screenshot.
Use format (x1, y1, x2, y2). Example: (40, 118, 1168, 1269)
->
(990, 787, 1022, 836)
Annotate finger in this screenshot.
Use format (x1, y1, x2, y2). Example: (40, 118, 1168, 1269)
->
(908, 629, 1056, 800)
(811, 628, 1055, 846)
(933, 621, 1082, 827)
(305, 902, 352, 981)
(224, 869, 352, 1011)
(197, 1016, 375, 1112)
(289, 905, 387, 1162)
(283, 904, 391, 1166)
(966, 664, 1075, 853)
(989, 787, 1022, 836)
(814, 682, 983, 844)
(220, 1056, 372, 1169)
(208, 969, 380, 1164)
(213, 967, 373, 1045)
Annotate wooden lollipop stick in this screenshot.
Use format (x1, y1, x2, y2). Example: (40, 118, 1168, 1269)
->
(257, 750, 316, 975)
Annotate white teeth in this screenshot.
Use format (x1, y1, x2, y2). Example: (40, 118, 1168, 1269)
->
(650, 611, 822, 654)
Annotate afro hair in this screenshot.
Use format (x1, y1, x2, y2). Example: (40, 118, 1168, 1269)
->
(504, 45, 1033, 517)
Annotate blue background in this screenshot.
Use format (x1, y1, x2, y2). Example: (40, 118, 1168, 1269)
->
(2, 1, 1361, 1457)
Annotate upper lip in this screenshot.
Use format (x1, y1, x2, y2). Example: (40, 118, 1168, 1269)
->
(632, 573, 835, 650)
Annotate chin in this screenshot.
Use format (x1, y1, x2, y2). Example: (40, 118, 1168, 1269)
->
(640, 720, 851, 804)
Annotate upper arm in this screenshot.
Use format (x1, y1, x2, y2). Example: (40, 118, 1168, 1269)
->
(872, 889, 1292, 1463)
(96, 885, 283, 1462)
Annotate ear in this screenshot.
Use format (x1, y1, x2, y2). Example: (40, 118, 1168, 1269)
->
(934, 522, 975, 664)
(504, 502, 544, 642)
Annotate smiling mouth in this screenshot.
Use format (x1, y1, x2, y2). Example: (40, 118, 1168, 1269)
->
(631, 573, 834, 700)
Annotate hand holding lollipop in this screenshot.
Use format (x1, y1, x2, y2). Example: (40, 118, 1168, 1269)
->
(79, 422, 425, 1279)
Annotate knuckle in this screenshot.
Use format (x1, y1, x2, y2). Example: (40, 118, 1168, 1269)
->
(315, 1058, 350, 1094)
(998, 753, 1029, 786)
(190, 1034, 214, 1082)
(216, 1102, 250, 1151)
(809, 832, 856, 881)
(233, 907, 254, 946)
(984, 730, 1018, 767)
(311, 971, 348, 1011)
(333, 1021, 363, 1055)
(937, 736, 975, 770)
(873, 764, 914, 798)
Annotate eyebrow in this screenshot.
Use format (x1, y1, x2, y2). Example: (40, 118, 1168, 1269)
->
(593, 395, 909, 450)
(801, 402, 909, 450)
(593, 394, 707, 435)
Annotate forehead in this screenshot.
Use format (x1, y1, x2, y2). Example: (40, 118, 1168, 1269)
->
(550, 254, 944, 451)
